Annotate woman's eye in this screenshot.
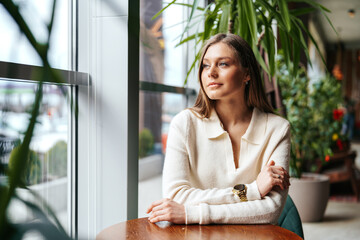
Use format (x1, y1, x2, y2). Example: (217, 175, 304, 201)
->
(219, 62, 228, 66)
(202, 64, 210, 68)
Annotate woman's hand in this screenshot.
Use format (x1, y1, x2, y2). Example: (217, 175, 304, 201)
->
(256, 160, 290, 198)
(146, 198, 185, 224)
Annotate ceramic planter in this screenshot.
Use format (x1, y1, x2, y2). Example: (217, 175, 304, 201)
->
(289, 173, 330, 222)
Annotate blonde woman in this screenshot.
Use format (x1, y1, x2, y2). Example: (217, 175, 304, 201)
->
(147, 33, 290, 225)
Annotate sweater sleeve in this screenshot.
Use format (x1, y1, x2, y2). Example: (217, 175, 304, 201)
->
(185, 123, 291, 225)
(162, 112, 256, 206)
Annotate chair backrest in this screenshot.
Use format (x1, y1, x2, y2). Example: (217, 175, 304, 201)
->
(278, 195, 304, 239)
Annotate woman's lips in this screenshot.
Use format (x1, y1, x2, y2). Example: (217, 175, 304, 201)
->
(208, 82, 222, 87)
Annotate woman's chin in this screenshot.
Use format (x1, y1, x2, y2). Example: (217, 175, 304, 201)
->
(207, 95, 220, 100)
(205, 92, 222, 100)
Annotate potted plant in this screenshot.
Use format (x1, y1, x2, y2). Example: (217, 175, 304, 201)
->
(277, 53, 345, 222)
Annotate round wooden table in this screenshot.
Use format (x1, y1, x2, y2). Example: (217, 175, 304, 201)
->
(96, 217, 302, 240)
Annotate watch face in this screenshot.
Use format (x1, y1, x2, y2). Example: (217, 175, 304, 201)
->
(234, 184, 245, 191)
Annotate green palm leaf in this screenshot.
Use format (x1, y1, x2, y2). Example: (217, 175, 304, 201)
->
(244, 0, 258, 43)
(219, 2, 230, 33)
(152, 0, 176, 20)
(278, 0, 291, 32)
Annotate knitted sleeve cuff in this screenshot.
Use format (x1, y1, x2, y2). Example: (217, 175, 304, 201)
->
(246, 180, 262, 201)
(185, 204, 210, 225)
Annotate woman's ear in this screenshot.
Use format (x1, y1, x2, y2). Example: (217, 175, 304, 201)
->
(243, 70, 250, 83)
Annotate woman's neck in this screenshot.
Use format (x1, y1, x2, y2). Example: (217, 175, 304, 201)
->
(215, 98, 252, 129)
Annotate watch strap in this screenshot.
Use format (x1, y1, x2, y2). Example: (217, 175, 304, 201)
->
(233, 184, 248, 202)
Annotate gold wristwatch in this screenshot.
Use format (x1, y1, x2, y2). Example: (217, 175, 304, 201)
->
(232, 184, 248, 202)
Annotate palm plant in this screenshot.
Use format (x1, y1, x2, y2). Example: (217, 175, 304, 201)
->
(154, 0, 335, 83)
(0, 0, 71, 239)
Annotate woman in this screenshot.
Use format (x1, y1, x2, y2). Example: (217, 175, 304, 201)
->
(147, 33, 291, 225)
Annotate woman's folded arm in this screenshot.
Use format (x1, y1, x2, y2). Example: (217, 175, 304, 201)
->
(185, 187, 288, 225)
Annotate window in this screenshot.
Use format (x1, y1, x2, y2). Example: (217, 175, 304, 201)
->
(0, 1, 87, 238)
(138, 0, 199, 217)
(1, 0, 206, 238)
(0, 0, 70, 69)
(0, 79, 71, 231)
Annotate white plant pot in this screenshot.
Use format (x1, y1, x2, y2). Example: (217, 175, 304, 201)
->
(289, 172, 330, 222)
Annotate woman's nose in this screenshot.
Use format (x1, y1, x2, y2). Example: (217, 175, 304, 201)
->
(208, 66, 218, 78)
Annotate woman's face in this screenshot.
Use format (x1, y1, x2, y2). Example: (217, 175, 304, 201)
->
(200, 42, 249, 101)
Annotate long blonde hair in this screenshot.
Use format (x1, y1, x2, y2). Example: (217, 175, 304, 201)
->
(192, 33, 273, 118)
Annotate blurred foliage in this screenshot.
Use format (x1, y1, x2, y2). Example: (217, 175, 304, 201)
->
(46, 141, 67, 179)
(277, 53, 344, 178)
(6, 141, 68, 186)
(154, 0, 335, 83)
(0, 137, 20, 176)
(8, 146, 42, 186)
(139, 128, 154, 158)
(26, 150, 42, 185)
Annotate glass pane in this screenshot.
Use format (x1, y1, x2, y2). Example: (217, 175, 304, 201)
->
(0, 80, 70, 234)
(140, 0, 187, 87)
(0, 0, 70, 70)
(162, 1, 187, 87)
(138, 91, 186, 217)
(138, 0, 196, 217)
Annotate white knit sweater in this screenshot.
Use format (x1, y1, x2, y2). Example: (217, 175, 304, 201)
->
(162, 107, 290, 225)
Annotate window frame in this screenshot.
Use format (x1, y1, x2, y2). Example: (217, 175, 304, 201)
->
(0, 60, 88, 238)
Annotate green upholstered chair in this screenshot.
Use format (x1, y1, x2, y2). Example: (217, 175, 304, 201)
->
(278, 195, 304, 239)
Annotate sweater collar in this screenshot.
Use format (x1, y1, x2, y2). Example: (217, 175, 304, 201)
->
(203, 107, 267, 144)
(203, 109, 227, 139)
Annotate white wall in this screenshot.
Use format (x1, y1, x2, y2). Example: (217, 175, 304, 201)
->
(77, 0, 139, 238)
